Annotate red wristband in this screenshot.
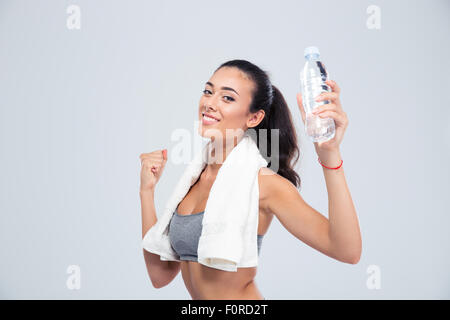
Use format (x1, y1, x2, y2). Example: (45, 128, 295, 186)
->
(318, 156, 343, 170)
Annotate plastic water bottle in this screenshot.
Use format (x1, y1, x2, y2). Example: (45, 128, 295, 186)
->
(300, 46, 335, 142)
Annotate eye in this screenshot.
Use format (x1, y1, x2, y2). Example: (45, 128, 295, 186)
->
(224, 96, 235, 102)
(203, 89, 235, 102)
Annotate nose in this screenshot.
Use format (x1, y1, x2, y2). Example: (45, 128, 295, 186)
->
(205, 104, 215, 113)
(204, 100, 217, 113)
(204, 93, 220, 112)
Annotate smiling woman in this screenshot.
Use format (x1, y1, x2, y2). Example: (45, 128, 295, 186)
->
(139, 59, 361, 300)
(196, 62, 301, 186)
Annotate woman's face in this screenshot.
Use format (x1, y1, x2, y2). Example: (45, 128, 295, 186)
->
(198, 67, 265, 141)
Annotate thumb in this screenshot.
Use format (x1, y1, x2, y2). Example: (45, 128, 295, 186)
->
(296, 92, 306, 123)
(162, 149, 168, 165)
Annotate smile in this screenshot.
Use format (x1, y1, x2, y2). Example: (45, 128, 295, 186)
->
(202, 112, 220, 124)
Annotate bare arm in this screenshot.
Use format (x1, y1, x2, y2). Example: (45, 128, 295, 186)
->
(141, 189, 181, 288)
(287, 79, 361, 264)
(260, 163, 361, 264)
(317, 149, 362, 264)
(139, 149, 180, 289)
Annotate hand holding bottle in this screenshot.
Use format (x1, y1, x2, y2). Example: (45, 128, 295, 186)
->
(297, 79, 348, 153)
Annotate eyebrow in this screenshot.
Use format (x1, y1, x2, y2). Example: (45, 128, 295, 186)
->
(205, 81, 239, 96)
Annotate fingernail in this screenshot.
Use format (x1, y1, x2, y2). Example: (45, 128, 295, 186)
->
(315, 96, 322, 101)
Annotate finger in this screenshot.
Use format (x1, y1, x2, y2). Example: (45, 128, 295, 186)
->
(325, 79, 340, 94)
(141, 158, 163, 164)
(315, 92, 340, 105)
(140, 150, 165, 158)
(162, 149, 168, 167)
(142, 162, 158, 170)
(311, 103, 338, 115)
(143, 165, 156, 174)
(296, 93, 306, 122)
(141, 159, 162, 168)
(317, 110, 347, 125)
(140, 153, 157, 161)
(140, 153, 164, 163)
(151, 164, 161, 172)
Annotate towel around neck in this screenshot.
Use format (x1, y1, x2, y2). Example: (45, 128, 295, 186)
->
(142, 131, 268, 272)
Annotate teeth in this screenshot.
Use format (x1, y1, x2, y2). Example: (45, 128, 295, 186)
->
(203, 114, 219, 121)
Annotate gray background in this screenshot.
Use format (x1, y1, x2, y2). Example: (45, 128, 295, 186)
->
(0, 0, 449, 299)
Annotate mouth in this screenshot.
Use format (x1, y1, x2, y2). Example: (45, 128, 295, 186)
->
(201, 112, 220, 124)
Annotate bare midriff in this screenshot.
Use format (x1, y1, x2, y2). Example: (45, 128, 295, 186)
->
(180, 260, 264, 300)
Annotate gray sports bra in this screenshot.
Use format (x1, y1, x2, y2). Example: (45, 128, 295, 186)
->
(168, 208, 264, 262)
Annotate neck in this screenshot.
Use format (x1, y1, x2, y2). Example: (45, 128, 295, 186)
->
(206, 134, 244, 172)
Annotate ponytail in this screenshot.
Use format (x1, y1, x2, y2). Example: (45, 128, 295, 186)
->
(260, 84, 301, 188)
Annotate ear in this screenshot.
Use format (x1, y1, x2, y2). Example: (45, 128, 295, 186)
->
(247, 109, 266, 128)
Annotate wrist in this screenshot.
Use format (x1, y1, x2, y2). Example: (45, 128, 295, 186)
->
(317, 150, 342, 168)
(140, 188, 155, 197)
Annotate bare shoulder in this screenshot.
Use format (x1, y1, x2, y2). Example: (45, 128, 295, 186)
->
(258, 167, 297, 213)
(258, 167, 295, 192)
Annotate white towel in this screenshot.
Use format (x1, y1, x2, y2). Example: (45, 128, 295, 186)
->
(141, 131, 268, 272)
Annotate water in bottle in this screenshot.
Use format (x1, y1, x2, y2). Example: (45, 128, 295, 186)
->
(300, 46, 335, 142)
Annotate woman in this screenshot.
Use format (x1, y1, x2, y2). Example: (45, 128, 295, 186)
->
(139, 60, 362, 300)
